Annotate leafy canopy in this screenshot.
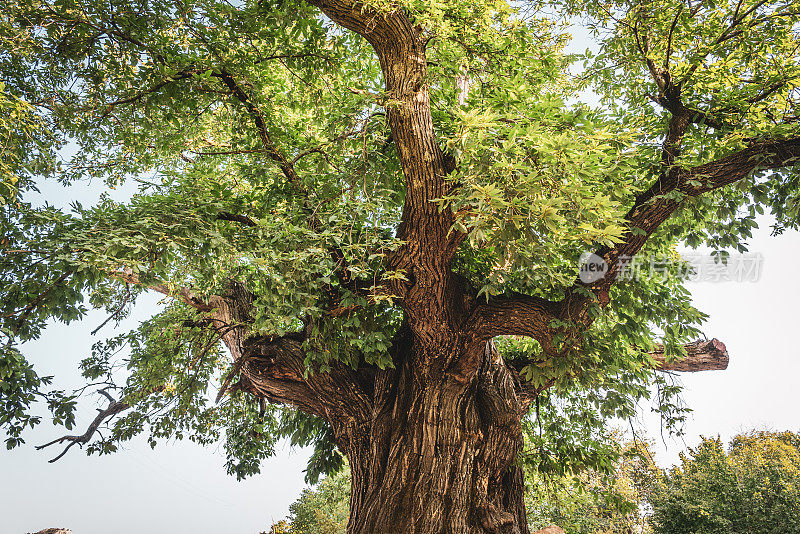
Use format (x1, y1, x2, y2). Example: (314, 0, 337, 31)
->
(0, 0, 798, 478)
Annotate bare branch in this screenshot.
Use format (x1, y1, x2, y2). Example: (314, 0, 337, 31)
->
(39, 322, 375, 462)
(36, 389, 130, 463)
(649, 338, 729, 372)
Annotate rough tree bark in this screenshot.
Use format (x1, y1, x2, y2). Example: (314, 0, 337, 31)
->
(235, 3, 793, 530)
(649, 339, 729, 372)
(196, 3, 753, 530)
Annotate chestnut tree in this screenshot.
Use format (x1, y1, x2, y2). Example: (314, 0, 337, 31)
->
(1, 0, 798, 532)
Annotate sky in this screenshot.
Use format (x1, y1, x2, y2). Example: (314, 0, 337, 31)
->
(2, 15, 800, 534)
(645, 219, 800, 466)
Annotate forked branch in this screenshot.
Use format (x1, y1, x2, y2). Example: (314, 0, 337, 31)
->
(36, 389, 130, 463)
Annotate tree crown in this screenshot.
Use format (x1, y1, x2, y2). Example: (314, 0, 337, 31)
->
(1, 0, 798, 480)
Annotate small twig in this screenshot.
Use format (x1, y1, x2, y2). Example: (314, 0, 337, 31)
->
(91, 285, 131, 335)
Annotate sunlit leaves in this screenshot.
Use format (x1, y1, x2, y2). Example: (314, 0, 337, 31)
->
(0, 84, 53, 205)
(568, 0, 800, 229)
(442, 104, 634, 296)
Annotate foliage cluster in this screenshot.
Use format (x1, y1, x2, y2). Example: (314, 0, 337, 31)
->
(650, 431, 800, 534)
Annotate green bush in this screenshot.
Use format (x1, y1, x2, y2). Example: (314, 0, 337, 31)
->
(526, 439, 657, 534)
(650, 431, 800, 534)
(286, 468, 350, 534)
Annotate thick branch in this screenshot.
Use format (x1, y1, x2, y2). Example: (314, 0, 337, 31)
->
(109, 267, 375, 420)
(191, 282, 374, 422)
(465, 294, 561, 353)
(611, 136, 800, 266)
(686, 137, 800, 194)
(305, 0, 392, 44)
(40, 326, 375, 462)
(234, 334, 374, 424)
(513, 338, 729, 411)
(462, 6, 797, 346)
(649, 338, 729, 372)
(559, 136, 800, 320)
(307, 0, 464, 322)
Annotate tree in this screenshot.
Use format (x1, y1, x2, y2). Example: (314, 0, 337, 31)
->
(650, 431, 800, 534)
(268, 520, 295, 534)
(524, 438, 658, 534)
(286, 467, 351, 534)
(0, 0, 798, 532)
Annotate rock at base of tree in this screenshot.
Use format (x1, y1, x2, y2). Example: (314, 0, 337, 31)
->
(29, 529, 72, 534)
(533, 527, 565, 534)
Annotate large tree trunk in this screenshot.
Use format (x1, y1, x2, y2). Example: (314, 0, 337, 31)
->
(335, 337, 529, 534)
